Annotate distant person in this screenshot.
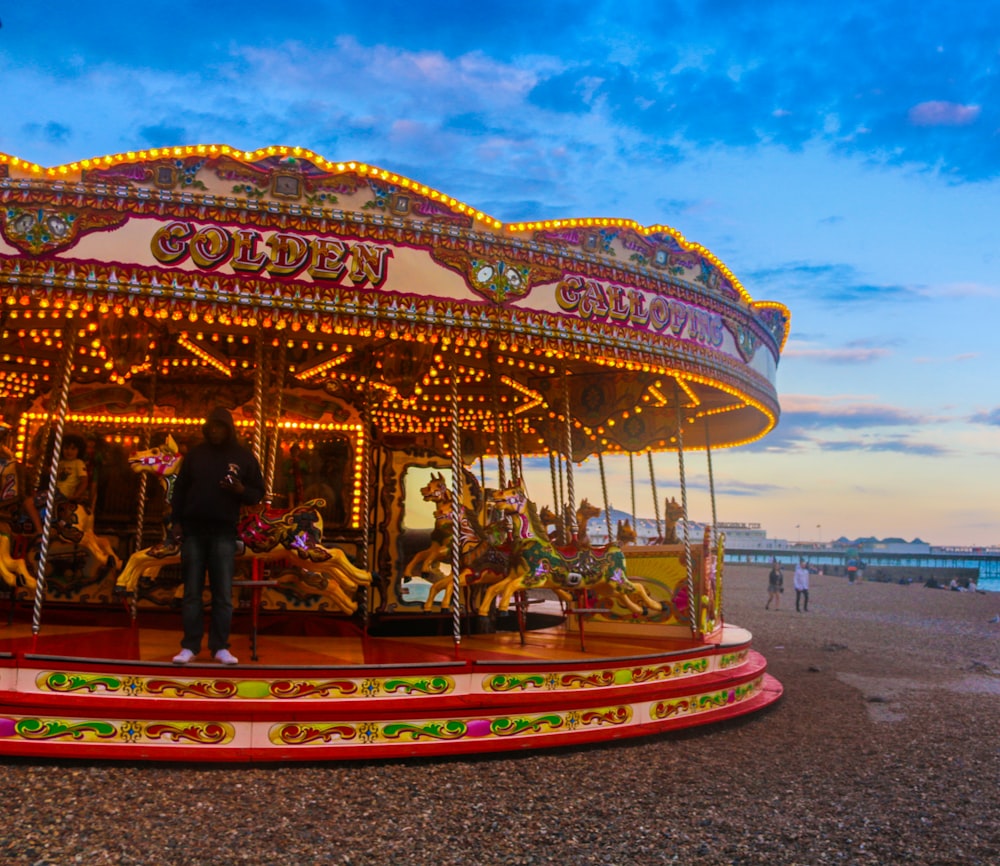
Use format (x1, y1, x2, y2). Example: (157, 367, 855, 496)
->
(794, 558, 810, 612)
(170, 407, 264, 666)
(846, 556, 859, 584)
(766, 559, 783, 610)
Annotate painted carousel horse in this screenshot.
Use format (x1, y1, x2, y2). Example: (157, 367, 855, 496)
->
(0, 455, 37, 591)
(408, 471, 509, 611)
(538, 505, 559, 541)
(423, 500, 510, 611)
(402, 474, 455, 579)
(659, 496, 685, 544)
(116, 499, 372, 614)
(127, 433, 183, 503)
(616, 519, 638, 546)
(539, 500, 601, 545)
(43, 498, 118, 569)
(575, 498, 601, 546)
(475, 481, 663, 618)
(0, 455, 115, 585)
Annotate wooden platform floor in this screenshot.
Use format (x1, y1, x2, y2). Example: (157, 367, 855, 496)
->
(0, 604, 726, 668)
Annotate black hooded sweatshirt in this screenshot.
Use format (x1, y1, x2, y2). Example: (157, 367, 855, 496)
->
(170, 407, 265, 536)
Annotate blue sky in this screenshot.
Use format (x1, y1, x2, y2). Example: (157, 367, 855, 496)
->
(2, 1, 999, 546)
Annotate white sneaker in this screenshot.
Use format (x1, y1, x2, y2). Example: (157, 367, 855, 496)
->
(214, 648, 239, 665)
(172, 648, 196, 665)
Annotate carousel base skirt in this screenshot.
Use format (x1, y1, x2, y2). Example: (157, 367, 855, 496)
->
(0, 606, 782, 762)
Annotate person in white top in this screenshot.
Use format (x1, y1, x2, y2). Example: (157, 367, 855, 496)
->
(794, 559, 810, 612)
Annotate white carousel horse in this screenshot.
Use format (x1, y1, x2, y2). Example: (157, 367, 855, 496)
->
(475, 481, 663, 618)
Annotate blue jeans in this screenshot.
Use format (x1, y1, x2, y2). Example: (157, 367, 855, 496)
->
(180, 534, 237, 654)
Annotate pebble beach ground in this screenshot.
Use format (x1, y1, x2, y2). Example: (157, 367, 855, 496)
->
(1, 565, 998, 866)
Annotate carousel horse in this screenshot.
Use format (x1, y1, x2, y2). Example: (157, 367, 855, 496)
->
(538, 505, 559, 541)
(409, 471, 509, 611)
(616, 519, 638, 546)
(0, 455, 37, 590)
(575, 498, 601, 546)
(44, 498, 119, 569)
(402, 474, 456, 579)
(475, 481, 663, 618)
(116, 499, 372, 614)
(539, 500, 600, 545)
(423, 500, 510, 611)
(127, 433, 183, 502)
(119, 441, 372, 615)
(0, 454, 113, 586)
(659, 496, 685, 544)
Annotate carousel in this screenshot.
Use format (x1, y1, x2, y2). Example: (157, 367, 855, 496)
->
(0, 145, 788, 761)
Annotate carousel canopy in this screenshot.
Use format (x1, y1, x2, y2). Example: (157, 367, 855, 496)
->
(0, 145, 789, 460)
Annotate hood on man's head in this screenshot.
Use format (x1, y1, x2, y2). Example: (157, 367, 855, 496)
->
(203, 406, 238, 443)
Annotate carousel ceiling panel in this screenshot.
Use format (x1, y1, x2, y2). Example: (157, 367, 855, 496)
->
(0, 146, 789, 453)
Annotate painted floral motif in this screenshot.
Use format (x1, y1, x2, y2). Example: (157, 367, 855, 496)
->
(144, 679, 240, 699)
(15, 718, 117, 741)
(719, 649, 749, 669)
(483, 673, 547, 692)
(382, 676, 452, 696)
(271, 722, 358, 745)
(269, 679, 359, 699)
(144, 722, 233, 744)
(39, 672, 123, 694)
(381, 720, 466, 741)
(652, 677, 762, 720)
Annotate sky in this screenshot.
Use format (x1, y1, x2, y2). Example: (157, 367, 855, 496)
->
(1, 1, 999, 547)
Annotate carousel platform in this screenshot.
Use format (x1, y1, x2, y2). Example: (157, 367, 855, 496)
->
(0, 603, 781, 762)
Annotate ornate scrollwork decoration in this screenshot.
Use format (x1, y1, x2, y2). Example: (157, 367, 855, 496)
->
(1, 206, 126, 255)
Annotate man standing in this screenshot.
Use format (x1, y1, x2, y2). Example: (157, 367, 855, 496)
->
(171, 407, 264, 665)
(794, 558, 810, 612)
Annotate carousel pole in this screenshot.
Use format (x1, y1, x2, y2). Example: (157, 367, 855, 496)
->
(647, 450, 662, 541)
(264, 339, 288, 499)
(449, 361, 464, 653)
(251, 331, 266, 464)
(705, 418, 718, 546)
(674, 383, 696, 636)
(629, 452, 637, 540)
(357, 383, 373, 630)
(597, 451, 612, 543)
(31, 323, 78, 640)
(705, 416, 723, 624)
(556, 451, 566, 545)
(489, 353, 507, 491)
(548, 451, 561, 545)
(510, 422, 522, 484)
(562, 369, 577, 540)
(131, 355, 160, 618)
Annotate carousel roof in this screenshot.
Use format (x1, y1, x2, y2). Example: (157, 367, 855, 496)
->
(0, 145, 790, 459)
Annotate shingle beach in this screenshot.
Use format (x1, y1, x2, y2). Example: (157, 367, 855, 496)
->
(2, 564, 998, 865)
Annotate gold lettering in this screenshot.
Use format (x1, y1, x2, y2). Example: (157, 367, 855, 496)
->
(189, 226, 232, 269)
